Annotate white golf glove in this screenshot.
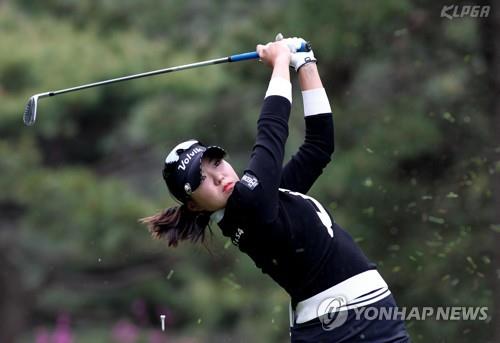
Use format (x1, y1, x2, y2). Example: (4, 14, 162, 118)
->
(275, 33, 317, 71)
(290, 50, 317, 72)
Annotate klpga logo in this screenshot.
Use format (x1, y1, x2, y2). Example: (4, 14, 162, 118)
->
(441, 5, 490, 20)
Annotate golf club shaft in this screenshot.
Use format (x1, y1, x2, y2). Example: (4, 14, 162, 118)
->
(23, 40, 311, 126)
(45, 52, 259, 97)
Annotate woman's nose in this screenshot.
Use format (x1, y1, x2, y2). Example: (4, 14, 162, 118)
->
(214, 173, 224, 185)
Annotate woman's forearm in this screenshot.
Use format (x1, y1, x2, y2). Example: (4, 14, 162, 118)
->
(298, 63, 323, 90)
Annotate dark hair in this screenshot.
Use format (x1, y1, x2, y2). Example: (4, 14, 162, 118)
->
(139, 205, 212, 247)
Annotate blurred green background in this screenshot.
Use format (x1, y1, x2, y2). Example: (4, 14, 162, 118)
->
(1, 0, 498, 342)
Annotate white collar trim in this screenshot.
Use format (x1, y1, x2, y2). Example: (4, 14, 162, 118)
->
(210, 209, 225, 224)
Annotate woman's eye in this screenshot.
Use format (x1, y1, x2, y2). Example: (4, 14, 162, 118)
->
(214, 159, 221, 167)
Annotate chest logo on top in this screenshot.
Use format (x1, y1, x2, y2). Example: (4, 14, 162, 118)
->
(178, 147, 204, 170)
(241, 173, 259, 190)
(232, 228, 245, 246)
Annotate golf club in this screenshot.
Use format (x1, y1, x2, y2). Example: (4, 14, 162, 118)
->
(23, 39, 311, 126)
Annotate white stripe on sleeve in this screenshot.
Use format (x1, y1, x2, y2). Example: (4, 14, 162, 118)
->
(265, 77, 292, 103)
(302, 88, 332, 117)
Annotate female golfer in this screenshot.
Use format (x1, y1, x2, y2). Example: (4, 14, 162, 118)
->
(141, 38, 410, 342)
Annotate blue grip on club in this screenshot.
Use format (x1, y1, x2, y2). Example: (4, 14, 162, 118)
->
(229, 42, 310, 62)
(230, 51, 259, 62)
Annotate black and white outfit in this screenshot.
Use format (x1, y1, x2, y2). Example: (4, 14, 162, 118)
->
(210, 78, 410, 342)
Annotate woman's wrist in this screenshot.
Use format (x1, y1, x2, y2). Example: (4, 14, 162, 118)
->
(299, 62, 318, 73)
(271, 57, 291, 82)
(273, 55, 291, 67)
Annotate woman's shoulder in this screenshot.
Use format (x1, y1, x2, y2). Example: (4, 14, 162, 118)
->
(229, 173, 262, 208)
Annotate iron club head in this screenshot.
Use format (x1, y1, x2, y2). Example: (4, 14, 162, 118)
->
(23, 96, 38, 126)
(23, 93, 49, 126)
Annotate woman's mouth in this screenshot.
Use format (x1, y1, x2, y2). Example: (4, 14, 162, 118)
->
(223, 182, 234, 193)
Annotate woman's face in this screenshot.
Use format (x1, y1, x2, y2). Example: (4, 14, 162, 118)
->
(189, 157, 239, 212)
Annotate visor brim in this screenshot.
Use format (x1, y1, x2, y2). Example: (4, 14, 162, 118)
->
(202, 146, 226, 161)
(185, 146, 227, 194)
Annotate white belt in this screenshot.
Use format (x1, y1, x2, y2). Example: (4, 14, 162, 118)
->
(291, 269, 391, 325)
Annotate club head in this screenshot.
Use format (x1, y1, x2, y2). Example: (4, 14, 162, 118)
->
(23, 95, 38, 126)
(23, 93, 50, 126)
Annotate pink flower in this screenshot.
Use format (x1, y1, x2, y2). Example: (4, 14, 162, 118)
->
(111, 319, 139, 343)
(52, 313, 73, 343)
(34, 327, 50, 343)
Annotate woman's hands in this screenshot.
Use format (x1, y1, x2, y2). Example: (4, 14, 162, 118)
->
(256, 41, 291, 68)
(257, 40, 291, 81)
(256, 35, 318, 83)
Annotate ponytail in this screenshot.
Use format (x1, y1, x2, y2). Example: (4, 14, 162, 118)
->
(139, 205, 212, 247)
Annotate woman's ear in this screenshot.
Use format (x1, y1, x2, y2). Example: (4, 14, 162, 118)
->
(186, 200, 203, 212)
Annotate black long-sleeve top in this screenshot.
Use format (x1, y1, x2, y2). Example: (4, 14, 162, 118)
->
(217, 94, 376, 307)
